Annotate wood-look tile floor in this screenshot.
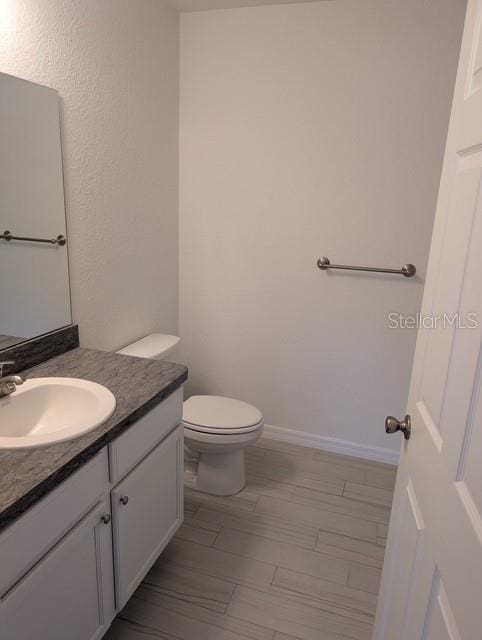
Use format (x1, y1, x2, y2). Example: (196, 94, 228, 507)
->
(104, 438, 396, 640)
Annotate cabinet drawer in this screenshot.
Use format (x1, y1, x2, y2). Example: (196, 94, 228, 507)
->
(109, 387, 182, 484)
(0, 449, 109, 596)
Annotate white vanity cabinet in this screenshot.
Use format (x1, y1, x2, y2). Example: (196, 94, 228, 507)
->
(0, 388, 184, 640)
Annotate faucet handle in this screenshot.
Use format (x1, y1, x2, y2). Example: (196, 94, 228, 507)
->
(0, 361, 15, 377)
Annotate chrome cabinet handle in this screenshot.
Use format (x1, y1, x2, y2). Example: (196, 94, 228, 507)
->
(101, 514, 111, 525)
(120, 495, 129, 505)
(385, 414, 411, 440)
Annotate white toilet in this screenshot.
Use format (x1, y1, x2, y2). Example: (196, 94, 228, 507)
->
(117, 334, 264, 496)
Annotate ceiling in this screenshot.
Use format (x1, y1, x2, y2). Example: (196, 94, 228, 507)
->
(168, 0, 320, 12)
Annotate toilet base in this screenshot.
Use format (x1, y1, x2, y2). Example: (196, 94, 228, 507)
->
(184, 421, 263, 496)
(196, 450, 246, 496)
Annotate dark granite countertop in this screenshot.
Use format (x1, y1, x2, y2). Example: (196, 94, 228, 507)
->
(0, 348, 187, 531)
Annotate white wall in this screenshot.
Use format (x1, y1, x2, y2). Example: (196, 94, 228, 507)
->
(0, 0, 179, 350)
(180, 0, 466, 459)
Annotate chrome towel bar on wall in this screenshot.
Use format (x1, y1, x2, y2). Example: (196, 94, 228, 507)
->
(1, 230, 66, 246)
(317, 256, 416, 278)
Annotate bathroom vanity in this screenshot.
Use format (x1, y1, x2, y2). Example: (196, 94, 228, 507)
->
(0, 345, 187, 640)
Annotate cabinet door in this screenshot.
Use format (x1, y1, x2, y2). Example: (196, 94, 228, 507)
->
(0, 499, 115, 640)
(112, 424, 183, 609)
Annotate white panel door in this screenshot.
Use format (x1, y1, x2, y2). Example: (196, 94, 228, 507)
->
(112, 424, 184, 610)
(374, 2, 482, 638)
(0, 499, 115, 640)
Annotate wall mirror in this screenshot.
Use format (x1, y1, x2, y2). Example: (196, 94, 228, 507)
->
(0, 73, 71, 351)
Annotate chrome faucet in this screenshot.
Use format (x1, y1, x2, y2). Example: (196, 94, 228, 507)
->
(0, 361, 25, 398)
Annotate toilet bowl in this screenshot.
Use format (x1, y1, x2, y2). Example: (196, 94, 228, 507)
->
(183, 395, 263, 495)
(117, 334, 263, 496)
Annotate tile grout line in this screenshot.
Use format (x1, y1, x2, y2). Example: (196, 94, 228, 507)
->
(209, 523, 317, 552)
(210, 524, 224, 548)
(139, 586, 278, 640)
(163, 539, 280, 594)
(208, 527, 352, 589)
(254, 492, 391, 528)
(269, 565, 279, 591)
(117, 615, 185, 640)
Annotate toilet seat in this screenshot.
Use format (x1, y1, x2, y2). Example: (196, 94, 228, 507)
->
(184, 420, 263, 436)
(183, 425, 261, 445)
(183, 395, 264, 435)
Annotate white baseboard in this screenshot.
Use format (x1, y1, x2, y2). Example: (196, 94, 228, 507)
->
(262, 424, 399, 466)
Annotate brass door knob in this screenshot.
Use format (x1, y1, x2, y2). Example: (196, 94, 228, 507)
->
(385, 414, 411, 440)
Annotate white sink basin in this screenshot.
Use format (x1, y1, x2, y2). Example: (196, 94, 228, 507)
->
(0, 378, 116, 450)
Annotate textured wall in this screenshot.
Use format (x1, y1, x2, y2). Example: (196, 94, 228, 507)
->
(180, 0, 466, 457)
(0, 0, 179, 350)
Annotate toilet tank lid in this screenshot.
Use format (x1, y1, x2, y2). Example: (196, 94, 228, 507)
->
(117, 334, 180, 359)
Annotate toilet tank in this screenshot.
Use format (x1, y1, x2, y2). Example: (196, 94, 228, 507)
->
(117, 334, 180, 360)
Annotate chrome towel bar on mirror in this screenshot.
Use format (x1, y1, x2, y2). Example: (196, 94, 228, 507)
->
(317, 256, 416, 278)
(1, 230, 66, 246)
